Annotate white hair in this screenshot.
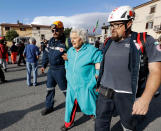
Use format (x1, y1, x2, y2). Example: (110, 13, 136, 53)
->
(29, 37, 36, 44)
(70, 28, 88, 43)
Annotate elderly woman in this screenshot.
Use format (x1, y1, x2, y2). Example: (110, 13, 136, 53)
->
(61, 29, 102, 131)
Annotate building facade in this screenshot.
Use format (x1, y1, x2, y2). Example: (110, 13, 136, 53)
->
(0, 22, 52, 46)
(31, 24, 52, 46)
(132, 0, 161, 40)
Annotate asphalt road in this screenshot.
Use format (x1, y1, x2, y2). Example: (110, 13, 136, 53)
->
(0, 63, 161, 131)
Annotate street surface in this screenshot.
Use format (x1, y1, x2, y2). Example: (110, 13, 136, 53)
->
(0, 62, 161, 131)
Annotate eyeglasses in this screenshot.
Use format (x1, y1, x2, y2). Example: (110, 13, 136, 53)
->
(51, 28, 59, 33)
(109, 23, 124, 29)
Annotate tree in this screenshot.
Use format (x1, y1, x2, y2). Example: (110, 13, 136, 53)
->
(64, 28, 72, 38)
(5, 30, 19, 41)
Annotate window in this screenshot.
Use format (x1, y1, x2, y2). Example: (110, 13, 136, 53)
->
(20, 27, 26, 31)
(41, 34, 45, 40)
(145, 21, 153, 29)
(36, 27, 40, 30)
(5, 27, 10, 31)
(150, 6, 156, 14)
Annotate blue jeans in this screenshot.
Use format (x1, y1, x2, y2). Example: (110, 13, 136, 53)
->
(26, 62, 38, 86)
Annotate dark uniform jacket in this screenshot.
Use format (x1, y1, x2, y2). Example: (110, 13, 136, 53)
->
(42, 37, 66, 70)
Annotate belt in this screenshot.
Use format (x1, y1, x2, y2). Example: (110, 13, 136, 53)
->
(99, 86, 115, 99)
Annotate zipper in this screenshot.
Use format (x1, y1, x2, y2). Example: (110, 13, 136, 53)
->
(72, 51, 78, 92)
(134, 55, 141, 100)
(73, 52, 78, 72)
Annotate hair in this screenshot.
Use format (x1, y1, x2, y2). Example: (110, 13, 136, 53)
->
(29, 37, 36, 44)
(70, 28, 88, 43)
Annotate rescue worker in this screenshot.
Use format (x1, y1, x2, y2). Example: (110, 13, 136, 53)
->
(95, 6, 161, 131)
(41, 21, 67, 116)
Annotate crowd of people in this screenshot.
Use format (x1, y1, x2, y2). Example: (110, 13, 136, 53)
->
(0, 5, 161, 131)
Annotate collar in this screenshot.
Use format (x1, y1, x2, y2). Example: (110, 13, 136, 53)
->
(72, 43, 88, 52)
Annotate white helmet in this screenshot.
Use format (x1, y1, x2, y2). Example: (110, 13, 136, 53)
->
(108, 6, 135, 22)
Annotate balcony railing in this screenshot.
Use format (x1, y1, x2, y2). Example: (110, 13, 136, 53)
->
(154, 25, 161, 33)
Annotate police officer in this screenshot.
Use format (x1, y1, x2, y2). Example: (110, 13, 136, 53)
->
(95, 6, 161, 131)
(41, 21, 67, 115)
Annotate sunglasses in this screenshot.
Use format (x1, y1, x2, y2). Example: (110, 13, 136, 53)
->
(51, 28, 59, 33)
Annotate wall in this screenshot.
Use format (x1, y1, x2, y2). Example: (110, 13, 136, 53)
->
(132, 0, 161, 39)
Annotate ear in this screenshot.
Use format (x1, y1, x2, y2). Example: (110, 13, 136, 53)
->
(127, 20, 133, 28)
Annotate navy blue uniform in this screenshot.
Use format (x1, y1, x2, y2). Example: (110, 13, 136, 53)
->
(42, 37, 67, 109)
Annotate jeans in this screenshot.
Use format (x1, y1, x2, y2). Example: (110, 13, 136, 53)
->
(0, 58, 7, 69)
(26, 62, 38, 86)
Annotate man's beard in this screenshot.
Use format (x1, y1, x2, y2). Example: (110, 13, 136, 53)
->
(111, 35, 122, 42)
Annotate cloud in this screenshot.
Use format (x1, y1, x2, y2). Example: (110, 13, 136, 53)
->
(31, 12, 109, 34)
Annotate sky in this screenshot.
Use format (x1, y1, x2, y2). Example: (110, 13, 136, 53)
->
(0, 0, 150, 33)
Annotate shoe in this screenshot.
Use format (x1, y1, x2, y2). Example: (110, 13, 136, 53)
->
(41, 108, 53, 116)
(33, 83, 38, 87)
(60, 123, 74, 131)
(89, 115, 95, 120)
(0, 80, 7, 84)
(4, 69, 7, 72)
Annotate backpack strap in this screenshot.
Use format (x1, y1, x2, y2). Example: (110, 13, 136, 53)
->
(136, 32, 147, 53)
(104, 37, 111, 47)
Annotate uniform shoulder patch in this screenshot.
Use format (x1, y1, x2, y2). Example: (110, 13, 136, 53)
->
(59, 48, 64, 52)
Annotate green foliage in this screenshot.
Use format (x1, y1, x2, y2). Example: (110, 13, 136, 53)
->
(5, 30, 19, 41)
(64, 28, 72, 38)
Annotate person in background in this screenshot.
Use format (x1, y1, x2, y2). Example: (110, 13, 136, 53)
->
(17, 40, 26, 66)
(0, 66, 7, 84)
(10, 41, 18, 64)
(0, 36, 8, 72)
(5, 42, 9, 65)
(40, 39, 48, 53)
(23, 37, 40, 87)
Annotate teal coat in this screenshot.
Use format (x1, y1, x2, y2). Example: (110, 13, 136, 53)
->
(65, 43, 102, 122)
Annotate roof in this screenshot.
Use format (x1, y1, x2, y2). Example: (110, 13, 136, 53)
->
(0, 23, 50, 28)
(134, 0, 160, 10)
(31, 24, 50, 28)
(0, 23, 31, 28)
